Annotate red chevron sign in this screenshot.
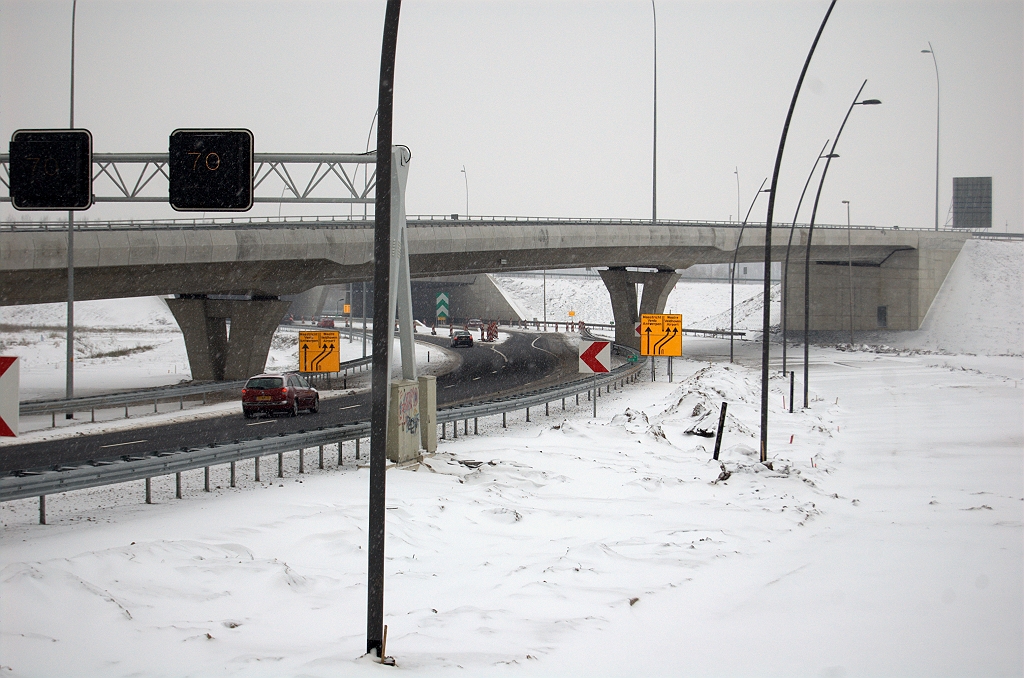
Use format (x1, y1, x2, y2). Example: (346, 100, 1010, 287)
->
(579, 340, 611, 374)
(0, 356, 19, 437)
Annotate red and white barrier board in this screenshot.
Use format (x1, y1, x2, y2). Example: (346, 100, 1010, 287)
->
(0, 357, 19, 437)
(578, 340, 611, 374)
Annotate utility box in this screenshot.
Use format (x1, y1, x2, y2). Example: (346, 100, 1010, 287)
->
(387, 379, 421, 464)
(418, 375, 437, 453)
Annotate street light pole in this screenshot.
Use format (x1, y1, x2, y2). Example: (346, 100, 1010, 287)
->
(781, 139, 830, 375)
(802, 80, 881, 408)
(66, 0, 78, 414)
(730, 178, 769, 363)
(460, 166, 469, 217)
(367, 0, 402, 660)
(760, 0, 837, 463)
(734, 167, 740, 223)
(922, 42, 940, 231)
(843, 199, 853, 345)
(651, 0, 657, 225)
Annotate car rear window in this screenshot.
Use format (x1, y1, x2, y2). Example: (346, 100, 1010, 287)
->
(246, 377, 283, 389)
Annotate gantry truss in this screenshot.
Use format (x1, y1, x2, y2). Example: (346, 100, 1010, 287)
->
(0, 152, 378, 204)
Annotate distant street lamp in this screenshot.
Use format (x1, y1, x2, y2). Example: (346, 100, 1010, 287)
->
(460, 165, 469, 217)
(781, 139, 832, 374)
(734, 167, 740, 223)
(729, 178, 770, 363)
(843, 199, 853, 345)
(801, 80, 881, 408)
(651, 0, 657, 224)
(922, 43, 940, 231)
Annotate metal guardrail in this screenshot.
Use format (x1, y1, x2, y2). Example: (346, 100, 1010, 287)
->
(19, 355, 373, 421)
(531, 320, 747, 339)
(0, 346, 643, 505)
(0, 214, 892, 233)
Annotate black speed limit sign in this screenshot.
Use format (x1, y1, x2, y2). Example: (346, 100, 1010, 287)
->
(168, 128, 253, 211)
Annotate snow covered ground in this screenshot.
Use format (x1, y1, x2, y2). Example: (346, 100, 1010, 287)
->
(0, 240, 1021, 676)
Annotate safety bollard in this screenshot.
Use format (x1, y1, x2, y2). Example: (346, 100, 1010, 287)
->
(474, 417, 478, 434)
(230, 462, 236, 487)
(255, 457, 261, 482)
(146, 478, 152, 503)
(204, 467, 210, 492)
(338, 442, 344, 465)
(278, 453, 284, 477)
(39, 496, 46, 525)
(175, 472, 182, 499)
(319, 445, 324, 469)
(299, 448, 305, 474)
(502, 412, 506, 428)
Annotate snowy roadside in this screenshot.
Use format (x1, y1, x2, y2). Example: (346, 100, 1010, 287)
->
(1, 339, 1020, 676)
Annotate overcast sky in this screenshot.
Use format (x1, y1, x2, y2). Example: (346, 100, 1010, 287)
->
(1, 0, 1021, 231)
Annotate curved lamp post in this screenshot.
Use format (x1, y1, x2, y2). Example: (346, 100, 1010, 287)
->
(729, 178, 770, 363)
(781, 139, 832, 374)
(801, 80, 881, 408)
(922, 43, 940, 231)
(843, 199, 853, 345)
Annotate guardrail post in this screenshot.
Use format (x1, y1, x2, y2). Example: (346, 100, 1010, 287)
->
(51, 413, 56, 428)
(230, 462, 236, 487)
(255, 457, 261, 482)
(562, 397, 566, 410)
(39, 496, 46, 525)
(180, 396, 184, 410)
(175, 472, 182, 498)
(91, 409, 95, 422)
(204, 467, 210, 492)
(319, 445, 324, 469)
(545, 403, 549, 416)
(146, 477, 152, 503)
(154, 400, 159, 414)
(789, 371, 795, 413)
(526, 407, 530, 422)
(355, 438, 360, 460)
(502, 413, 506, 428)
(277, 452, 284, 477)
(338, 442, 344, 465)
(125, 405, 129, 419)
(299, 448, 305, 474)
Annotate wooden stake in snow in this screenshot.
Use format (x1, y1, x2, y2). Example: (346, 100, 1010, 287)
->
(713, 402, 728, 461)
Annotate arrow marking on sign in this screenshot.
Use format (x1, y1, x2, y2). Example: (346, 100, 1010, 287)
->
(580, 341, 610, 373)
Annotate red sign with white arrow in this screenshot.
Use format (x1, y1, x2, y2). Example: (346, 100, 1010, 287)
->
(579, 340, 611, 374)
(0, 356, 19, 437)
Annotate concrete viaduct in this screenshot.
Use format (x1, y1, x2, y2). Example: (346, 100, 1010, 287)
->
(0, 217, 968, 380)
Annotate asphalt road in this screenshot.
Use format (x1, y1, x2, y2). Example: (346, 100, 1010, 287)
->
(1, 331, 576, 474)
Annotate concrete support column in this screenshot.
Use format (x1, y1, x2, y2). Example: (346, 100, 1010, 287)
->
(167, 296, 290, 381)
(599, 267, 681, 349)
(639, 269, 682, 317)
(599, 267, 639, 349)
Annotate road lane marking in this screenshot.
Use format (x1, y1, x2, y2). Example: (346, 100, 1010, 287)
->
(337, 404, 361, 410)
(99, 440, 147, 449)
(530, 337, 556, 357)
(245, 420, 277, 426)
(489, 347, 508, 363)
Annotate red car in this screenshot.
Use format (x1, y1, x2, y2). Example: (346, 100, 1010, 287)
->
(242, 373, 319, 418)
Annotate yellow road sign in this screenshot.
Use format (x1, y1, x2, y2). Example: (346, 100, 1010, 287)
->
(298, 330, 340, 372)
(343, 304, 351, 314)
(640, 314, 682, 356)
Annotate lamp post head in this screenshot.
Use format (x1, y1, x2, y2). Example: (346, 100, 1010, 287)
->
(858, 99, 882, 106)
(842, 200, 850, 205)
(822, 153, 840, 159)
(921, 49, 932, 53)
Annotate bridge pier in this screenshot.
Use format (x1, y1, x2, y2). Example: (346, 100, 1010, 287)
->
(167, 296, 291, 381)
(599, 268, 681, 349)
